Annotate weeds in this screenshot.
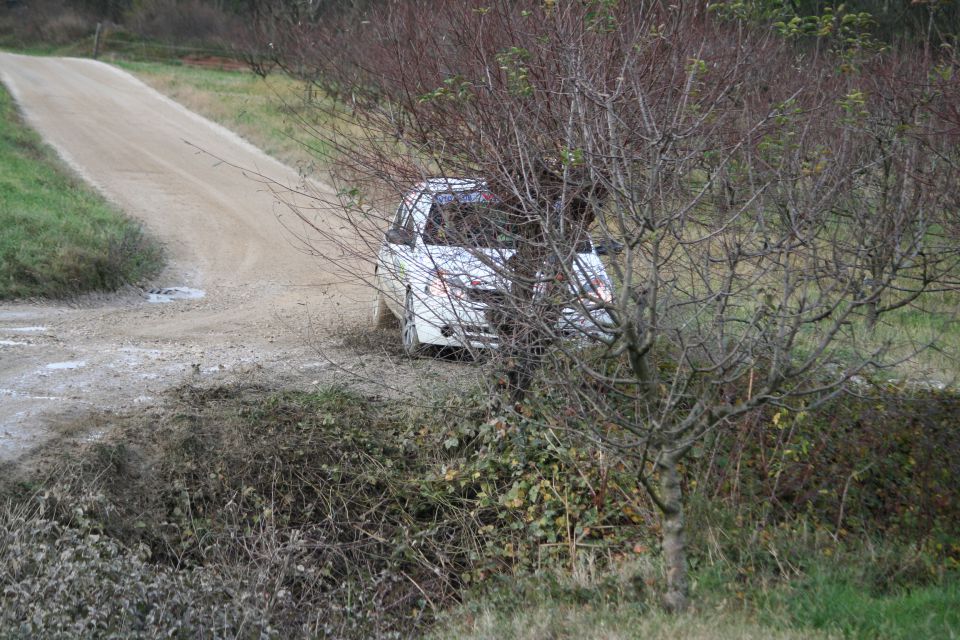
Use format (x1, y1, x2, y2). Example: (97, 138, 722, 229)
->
(431, 562, 833, 640)
(691, 388, 960, 555)
(2, 382, 957, 638)
(14, 383, 649, 637)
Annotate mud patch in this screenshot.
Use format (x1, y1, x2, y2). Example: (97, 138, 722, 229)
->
(0, 388, 60, 400)
(46, 361, 86, 370)
(145, 287, 206, 303)
(180, 55, 249, 71)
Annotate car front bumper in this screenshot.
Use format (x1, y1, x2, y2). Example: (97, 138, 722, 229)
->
(411, 293, 611, 350)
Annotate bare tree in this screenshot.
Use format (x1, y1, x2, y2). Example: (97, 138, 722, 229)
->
(260, 0, 960, 612)
(526, 53, 959, 611)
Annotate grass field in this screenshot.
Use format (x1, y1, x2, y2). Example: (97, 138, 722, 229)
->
(0, 81, 161, 299)
(115, 60, 338, 173)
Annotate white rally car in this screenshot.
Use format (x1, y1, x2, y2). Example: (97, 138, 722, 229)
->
(372, 179, 616, 355)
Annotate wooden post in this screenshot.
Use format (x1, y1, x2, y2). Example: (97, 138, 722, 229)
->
(92, 22, 102, 59)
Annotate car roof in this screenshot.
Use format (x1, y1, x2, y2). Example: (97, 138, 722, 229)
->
(417, 178, 485, 193)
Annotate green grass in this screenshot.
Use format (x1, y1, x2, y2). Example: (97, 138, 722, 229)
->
(774, 574, 960, 640)
(0, 40, 86, 56)
(114, 60, 341, 172)
(432, 564, 959, 639)
(430, 569, 835, 640)
(0, 82, 162, 299)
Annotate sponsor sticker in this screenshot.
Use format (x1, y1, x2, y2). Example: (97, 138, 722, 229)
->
(434, 191, 496, 205)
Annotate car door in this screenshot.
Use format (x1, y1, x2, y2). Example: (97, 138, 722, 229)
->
(380, 202, 417, 309)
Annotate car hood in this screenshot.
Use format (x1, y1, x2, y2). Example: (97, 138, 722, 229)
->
(418, 245, 609, 290)
(418, 245, 511, 288)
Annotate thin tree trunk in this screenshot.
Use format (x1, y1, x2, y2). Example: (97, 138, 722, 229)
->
(659, 455, 689, 612)
(865, 298, 879, 329)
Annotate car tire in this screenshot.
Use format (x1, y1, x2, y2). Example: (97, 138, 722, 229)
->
(401, 289, 424, 357)
(372, 285, 396, 328)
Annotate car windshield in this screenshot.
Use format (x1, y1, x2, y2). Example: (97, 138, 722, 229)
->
(422, 192, 517, 249)
(419, 191, 596, 253)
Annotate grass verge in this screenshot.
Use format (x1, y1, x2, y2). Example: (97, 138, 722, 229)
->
(0, 81, 162, 299)
(769, 572, 960, 640)
(431, 570, 834, 640)
(434, 566, 960, 639)
(114, 60, 340, 172)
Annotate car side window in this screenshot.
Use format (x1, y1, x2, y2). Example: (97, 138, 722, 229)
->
(393, 203, 407, 228)
(401, 205, 415, 234)
(393, 204, 415, 232)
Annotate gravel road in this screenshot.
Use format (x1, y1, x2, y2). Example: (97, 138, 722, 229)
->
(0, 54, 377, 462)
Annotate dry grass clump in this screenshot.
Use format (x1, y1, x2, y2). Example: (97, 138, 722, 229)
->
(0, 490, 274, 638)
(5, 383, 648, 638)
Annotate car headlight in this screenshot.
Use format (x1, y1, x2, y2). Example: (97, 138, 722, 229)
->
(584, 276, 613, 303)
(426, 270, 465, 299)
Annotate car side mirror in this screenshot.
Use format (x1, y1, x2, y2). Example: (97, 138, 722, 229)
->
(594, 239, 624, 256)
(385, 227, 415, 246)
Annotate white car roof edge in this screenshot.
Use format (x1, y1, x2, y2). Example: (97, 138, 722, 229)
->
(419, 177, 486, 192)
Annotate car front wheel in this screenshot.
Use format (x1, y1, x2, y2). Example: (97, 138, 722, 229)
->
(401, 289, 423, 357)
(372, 284, 396, 328)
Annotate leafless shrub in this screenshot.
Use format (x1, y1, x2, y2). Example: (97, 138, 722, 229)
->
(0, 0, 94, 45)
(40, 8, 92, 43)
(255, 0, 960, 612)
(126, 0, 243, 46)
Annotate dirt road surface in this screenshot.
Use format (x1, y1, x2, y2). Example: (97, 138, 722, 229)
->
(0, 54, 418, 465)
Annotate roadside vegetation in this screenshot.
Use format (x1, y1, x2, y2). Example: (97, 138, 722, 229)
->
(0, 0, 246, 56)
(106, 60, 960, 386)
(0, 82, 161, 299)
(2, 382, 957, 637)
(266, 0, 960, 614)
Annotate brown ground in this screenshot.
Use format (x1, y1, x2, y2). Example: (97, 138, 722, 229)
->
(179, 54, 249, 71)
(0, 54, 476, 467)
